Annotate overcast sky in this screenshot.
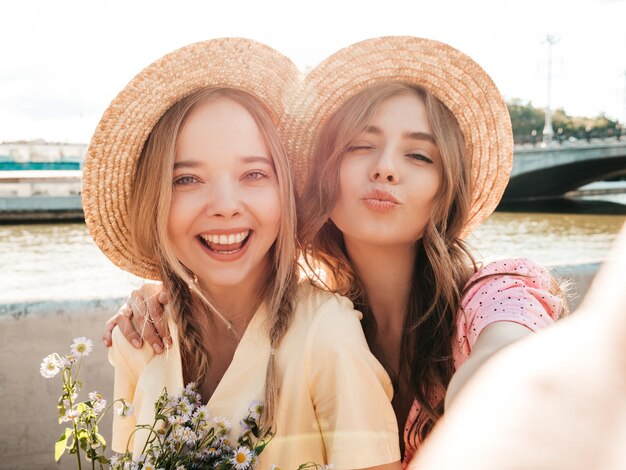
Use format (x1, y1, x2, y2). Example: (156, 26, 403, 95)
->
(1, 0, 625, 143)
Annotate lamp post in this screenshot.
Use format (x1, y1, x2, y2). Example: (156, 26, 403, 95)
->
(542, 35, 560, 146)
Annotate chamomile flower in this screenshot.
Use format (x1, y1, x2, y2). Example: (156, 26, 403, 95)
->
(40, 354, 61, 378)
(192, 405, 210, 425)
(62, 407, 80, 423)
(115, 401, 134, 417)
(248, 400, 264, 421)
(213, 416, 232, 432)
(167, 414, 186, 426)
(231, 446, 253, 469)
(61, 354, 76, 367)
(88, 391, 107, 413)
(175, 396, 194, 419)
(70, 337, 93, 357)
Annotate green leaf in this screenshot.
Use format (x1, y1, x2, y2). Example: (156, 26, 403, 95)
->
(54, 428, 72, 461)
(96, 432, 107, 447)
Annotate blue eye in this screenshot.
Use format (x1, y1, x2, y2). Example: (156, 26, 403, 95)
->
(172, 174, 198, 186)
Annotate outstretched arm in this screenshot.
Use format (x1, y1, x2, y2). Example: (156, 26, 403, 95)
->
(409, 224, 626, 470)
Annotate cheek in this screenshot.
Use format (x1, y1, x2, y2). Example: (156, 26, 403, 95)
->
(333, 159, 358, 211)
(256, 186, 282, 237)
(167, 194, 194, 246)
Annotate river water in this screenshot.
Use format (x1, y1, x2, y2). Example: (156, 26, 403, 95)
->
(2, 198, 625, 303)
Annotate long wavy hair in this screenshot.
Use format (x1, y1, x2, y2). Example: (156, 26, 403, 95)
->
(298, 82, 477, 444)
(129, 88, 299, 430)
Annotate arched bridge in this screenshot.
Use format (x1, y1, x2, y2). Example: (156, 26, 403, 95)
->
(503, 140, 626, 200)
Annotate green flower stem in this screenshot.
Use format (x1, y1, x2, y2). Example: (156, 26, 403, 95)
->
(95, 398, 126, 426)
(72, 420, 82, 470)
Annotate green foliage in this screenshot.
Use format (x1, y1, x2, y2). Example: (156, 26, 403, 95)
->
(507, 99, 622, 144)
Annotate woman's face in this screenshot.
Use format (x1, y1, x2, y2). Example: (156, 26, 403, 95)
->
(330, 93, 442, 248)
(168, 97, 281, 291)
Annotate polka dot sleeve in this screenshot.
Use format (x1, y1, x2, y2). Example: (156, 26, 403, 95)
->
(453, 258, 563, 366)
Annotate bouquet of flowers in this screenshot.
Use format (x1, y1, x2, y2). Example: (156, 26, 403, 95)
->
(40, 337, 270, 469)
(42, 337, 335, 469)
(109, 385, 270, 469)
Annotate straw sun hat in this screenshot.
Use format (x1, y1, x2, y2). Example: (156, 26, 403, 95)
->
(82, 38, 300, 279)
(83, 36, 513, 279)
(280, 36, 513, 238)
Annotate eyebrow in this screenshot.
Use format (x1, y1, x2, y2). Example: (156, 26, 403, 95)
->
(362, 125, 436, 144)
(173, 155, 271, 170)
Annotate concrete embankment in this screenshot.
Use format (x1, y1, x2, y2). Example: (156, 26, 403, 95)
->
(0, 262, 601, 468)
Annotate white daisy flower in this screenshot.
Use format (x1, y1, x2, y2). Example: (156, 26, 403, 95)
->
(231, 446, 253, 469)
(115, 401, 133, 417)
(167, 414, 186, 426)
(192, 405, 210, 425)
(70, 337, 93, 357)
(180, 427, 197, 445)
(88, 391, 107, 413)
(175, 396, 194, 418)
(62, 408, 80, 423)
(248, 400, 264, 421)
(213, 416, 232, 431)
(61, 354, 76, 367)
(40, 354, 61, 378)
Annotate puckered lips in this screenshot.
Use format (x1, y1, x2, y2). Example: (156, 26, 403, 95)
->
(197, 228, 252, 261)
(361, 189, 401, 212)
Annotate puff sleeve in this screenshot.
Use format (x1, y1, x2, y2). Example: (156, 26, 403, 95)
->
(304, 294, 401, 469)
(454, 258, 563, 365)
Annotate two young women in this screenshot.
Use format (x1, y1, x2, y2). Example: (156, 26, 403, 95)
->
(91, 37, 562, 467)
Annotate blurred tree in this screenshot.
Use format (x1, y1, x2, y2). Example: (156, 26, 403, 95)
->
(507, 100, 621, 144)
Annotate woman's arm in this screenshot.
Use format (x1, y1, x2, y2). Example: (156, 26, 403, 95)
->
(445, 321, 531, 408)
(411, 225, 626, 470)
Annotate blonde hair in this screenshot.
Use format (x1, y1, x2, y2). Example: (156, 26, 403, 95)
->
(299, 82, 476, 443)
(129, 88, 299, 431)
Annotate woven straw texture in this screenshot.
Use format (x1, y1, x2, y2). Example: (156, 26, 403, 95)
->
(82, 38, 301, 279)
(83, 36, 513, 279)
(279, 36, 513, 238)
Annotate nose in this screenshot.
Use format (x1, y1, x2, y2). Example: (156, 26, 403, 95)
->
(370, 147, 398, 184)
(207, 179, 242, 218)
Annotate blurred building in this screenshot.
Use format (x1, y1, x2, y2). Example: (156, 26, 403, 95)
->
(0, 140, 86, 164)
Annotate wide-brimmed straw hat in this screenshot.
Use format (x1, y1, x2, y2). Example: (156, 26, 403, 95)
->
(82, 38, 300, 279)
(280, 36, 513, 237)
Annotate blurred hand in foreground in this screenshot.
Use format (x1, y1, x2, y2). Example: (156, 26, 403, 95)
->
(409, 223, 626, 470)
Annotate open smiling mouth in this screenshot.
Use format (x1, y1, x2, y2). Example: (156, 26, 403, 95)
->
(198, 230, 252, 255)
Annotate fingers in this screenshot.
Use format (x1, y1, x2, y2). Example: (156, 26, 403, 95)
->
(117, 304, 143, 349)
(106, 283, 171, 354)
(144, 292, 171, 348)
(157, 289, 169, 305)
(102, 313, 119, 348)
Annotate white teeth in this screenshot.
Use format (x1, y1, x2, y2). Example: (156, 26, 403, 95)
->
(201, 230, 249, 246)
